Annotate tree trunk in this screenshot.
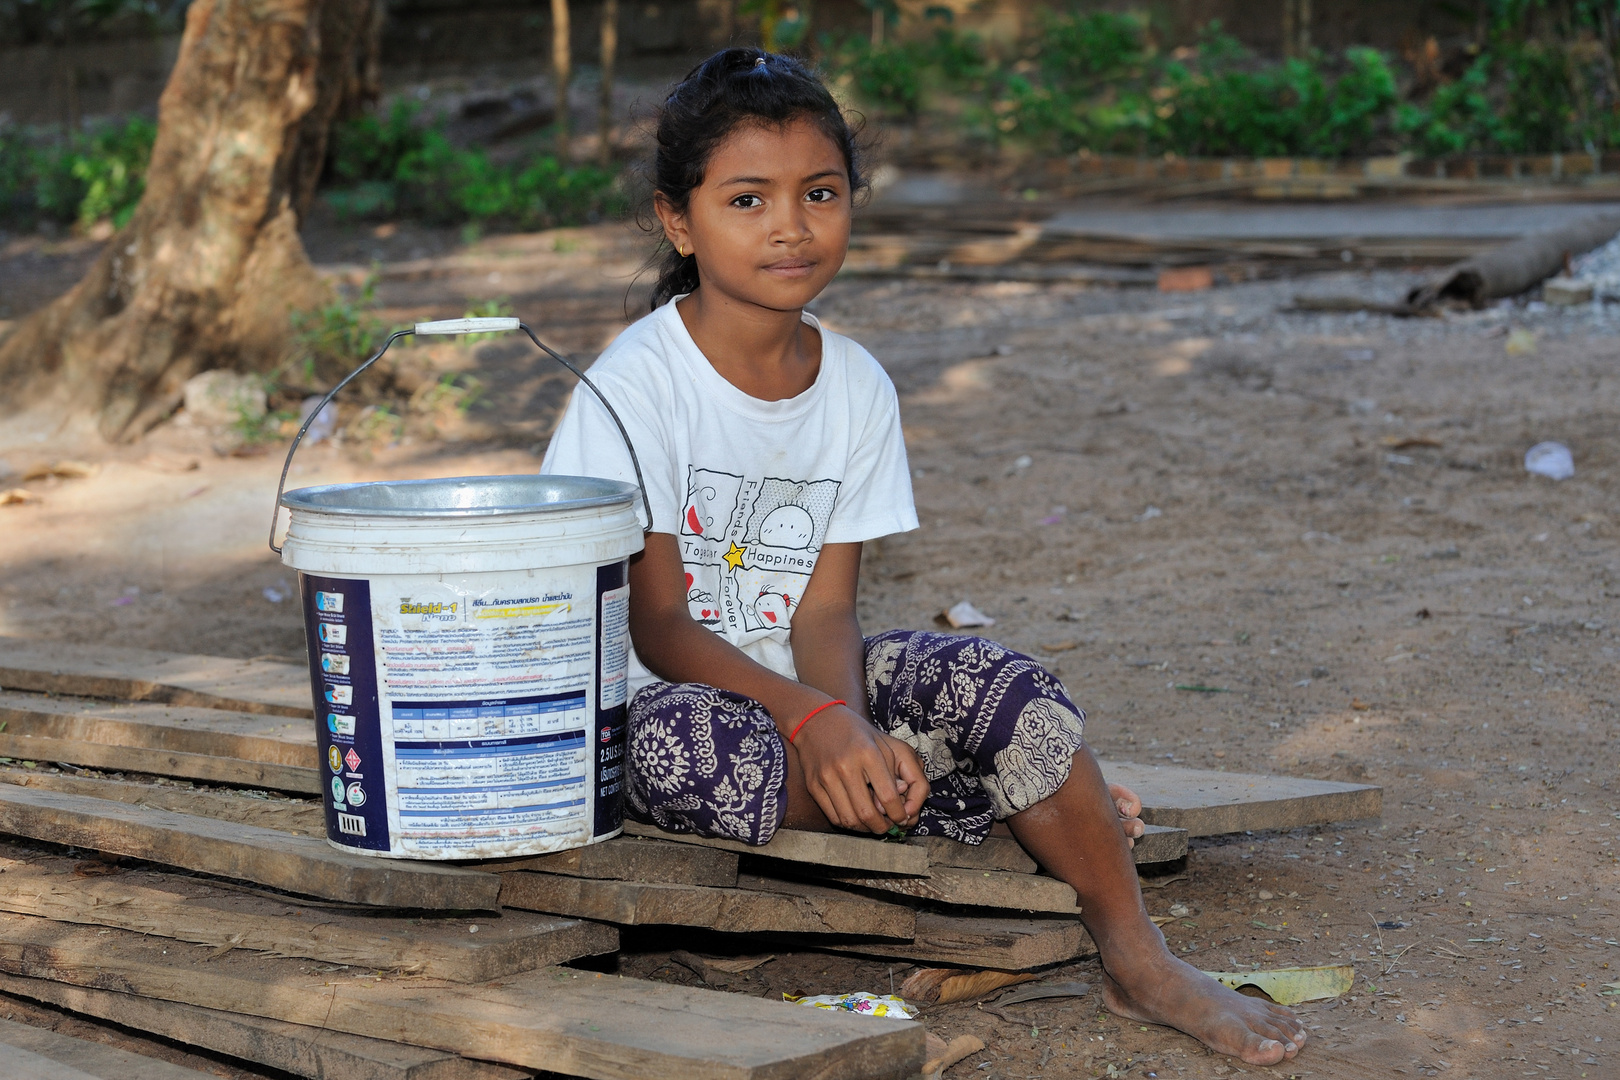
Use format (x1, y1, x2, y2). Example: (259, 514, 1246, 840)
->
(552, 0, 572, 158)
(598, 0, 618, 166)
(0, 0, 380, 442)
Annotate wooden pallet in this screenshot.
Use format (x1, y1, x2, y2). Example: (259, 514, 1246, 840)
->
(0, 974, 531, 1080)
(0, 640, 1385, 1076)
(0, 640, 308, 717)
(0, 913, 923, 1080)
(0, 1016, 222, 1080)
(0, 848, 615, 982)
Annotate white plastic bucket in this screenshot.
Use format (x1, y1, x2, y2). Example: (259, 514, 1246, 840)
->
(278, 474, 643, 860)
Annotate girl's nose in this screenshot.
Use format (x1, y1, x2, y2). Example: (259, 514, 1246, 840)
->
(769, 204, 812, 245)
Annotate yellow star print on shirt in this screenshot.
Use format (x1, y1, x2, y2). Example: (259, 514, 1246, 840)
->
(723, 541, 746, 571)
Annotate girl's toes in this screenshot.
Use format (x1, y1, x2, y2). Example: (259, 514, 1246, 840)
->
(1241, 1035, 1289, 1066)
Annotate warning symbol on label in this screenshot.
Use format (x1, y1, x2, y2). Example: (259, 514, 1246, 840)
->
(344, 747, 362, 772)
(328, 746, 343, 772)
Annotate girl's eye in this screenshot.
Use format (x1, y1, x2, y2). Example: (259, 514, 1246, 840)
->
(806, 187, 838, 203)
(731, 194, 763, 208)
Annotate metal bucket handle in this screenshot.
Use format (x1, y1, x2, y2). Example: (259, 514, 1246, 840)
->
(269, 317, 654, 553)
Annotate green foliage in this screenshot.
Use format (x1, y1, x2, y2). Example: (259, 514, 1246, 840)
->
(822, 18, 988, 119)
(67, 115, 156, 227)
(287, 274, 386, 391)
(0, 114, 156, 228)
(324, 102, 625, 229)
(460, 297, 516, 343)
(1395, 56, 1504, 155)
(1153, 32, 1397, 157)
(824, 4, 1620, 159)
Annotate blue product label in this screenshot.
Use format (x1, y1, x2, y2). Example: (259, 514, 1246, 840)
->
(593, 560, 629, 839)
(300, 573, 391, 851)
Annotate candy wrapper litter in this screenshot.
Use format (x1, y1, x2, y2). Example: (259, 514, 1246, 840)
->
(783, 992, 918, 1019)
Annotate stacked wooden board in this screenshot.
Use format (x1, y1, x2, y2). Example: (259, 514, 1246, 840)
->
(0, 638, 1381, 1079)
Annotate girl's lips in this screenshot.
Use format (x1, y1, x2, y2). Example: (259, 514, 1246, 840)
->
(764, 259, 816, 276)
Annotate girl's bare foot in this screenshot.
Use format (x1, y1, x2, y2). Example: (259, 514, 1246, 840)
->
(1009, 750, 1309, 1067)
(1101, 949, 1308, 1065)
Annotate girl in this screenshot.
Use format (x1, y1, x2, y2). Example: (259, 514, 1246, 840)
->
(541, 48, 1306, 1067)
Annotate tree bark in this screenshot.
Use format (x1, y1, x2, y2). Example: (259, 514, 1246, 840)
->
(552, 0, 572, 158)
(0, 0, 380, 442)
(598, 0, 618, 165)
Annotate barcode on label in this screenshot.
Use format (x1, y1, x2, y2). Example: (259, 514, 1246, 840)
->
(337, 812, 367, 837)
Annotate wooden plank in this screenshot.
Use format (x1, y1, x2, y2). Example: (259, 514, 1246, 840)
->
(0, 1017, 222, 1080)
(0, 768, 325, 836)
(0, 784, 500, 910)
(500, 871, 915, 938)
(0, 691, 318, 793)
(494, 835, 739, 887)
(621, 820, 927, 876)
(807, 865, 1080, 914)
(0, 639, 309, 717)
(0, 973, 529, 1080)
(912, 834, 1037, 874)
(912, 825, 1185, 874)
(0, 852, 615, 981)
(0, 913, 925, 1080)
(821, 912, 1094, 972)
(1133, 824, 1188, 864)
(1100, 760, 1382, 837)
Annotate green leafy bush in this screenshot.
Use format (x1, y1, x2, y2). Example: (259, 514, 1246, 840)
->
(0, 115, 156, 228)
(287, 274, 386, 391)
(822, 18, 988, 120)
(324, 103, 625, 229)
(1395, 56, 1504, 155)
(824, 5, 1618, 159)
(1154, 34, 1396, 157)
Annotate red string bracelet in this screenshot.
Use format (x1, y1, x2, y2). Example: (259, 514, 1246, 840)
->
(788, 700, 845, 744)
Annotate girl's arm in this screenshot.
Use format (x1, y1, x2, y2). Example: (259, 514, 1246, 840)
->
(788, 542, 929, 828)
(628, 534, 927, 833)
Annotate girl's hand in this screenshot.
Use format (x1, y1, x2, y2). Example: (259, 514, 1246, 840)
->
(793, 705, 930, 833)
(1109, 782, 1145, 848)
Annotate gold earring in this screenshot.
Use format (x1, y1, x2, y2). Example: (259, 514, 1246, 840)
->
(679, 244, 688, 257)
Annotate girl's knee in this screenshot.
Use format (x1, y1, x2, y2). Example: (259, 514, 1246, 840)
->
(625, 682, 788, 845)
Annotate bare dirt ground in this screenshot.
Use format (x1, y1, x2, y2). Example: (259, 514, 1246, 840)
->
(1, 207, 1617, 1080)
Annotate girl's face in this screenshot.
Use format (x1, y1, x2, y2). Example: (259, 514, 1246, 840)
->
(657, 117, 851, 312)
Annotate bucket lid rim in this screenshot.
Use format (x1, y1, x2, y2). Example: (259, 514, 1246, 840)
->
(279, 474, 639, 518)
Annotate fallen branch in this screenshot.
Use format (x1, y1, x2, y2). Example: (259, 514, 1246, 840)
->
(1406, 214, 1620, 310)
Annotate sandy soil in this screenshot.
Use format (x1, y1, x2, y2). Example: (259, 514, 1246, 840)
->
(1, 211, 1616, 1080)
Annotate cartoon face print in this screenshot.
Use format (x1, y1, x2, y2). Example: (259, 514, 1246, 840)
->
(685, 572, 722, 628)
(751, 587, 792, 627)
(757, 504, 815, 549)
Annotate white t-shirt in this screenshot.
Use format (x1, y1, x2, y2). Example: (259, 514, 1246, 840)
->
(541, 297, 918, 694)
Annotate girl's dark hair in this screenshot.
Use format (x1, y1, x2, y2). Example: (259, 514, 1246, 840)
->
(646, 48, 864, 310)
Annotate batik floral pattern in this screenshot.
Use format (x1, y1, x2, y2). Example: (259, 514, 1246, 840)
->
(624, 631, 1087, 846)
(624, 683, 787, 844)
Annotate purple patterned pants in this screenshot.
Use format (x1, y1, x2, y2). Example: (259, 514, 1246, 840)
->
(624, 630, 1087, 846)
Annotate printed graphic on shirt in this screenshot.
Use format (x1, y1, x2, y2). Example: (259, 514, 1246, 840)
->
(681, 468, 743, 542)
(684, 564, 724, 629)
(679, 466, 840, 636)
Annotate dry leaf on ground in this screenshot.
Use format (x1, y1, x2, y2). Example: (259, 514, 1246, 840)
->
(923, 1033, 985, 1079)
(1201, 964, 1355, 1004)
(901, 966, 1034, 1006)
